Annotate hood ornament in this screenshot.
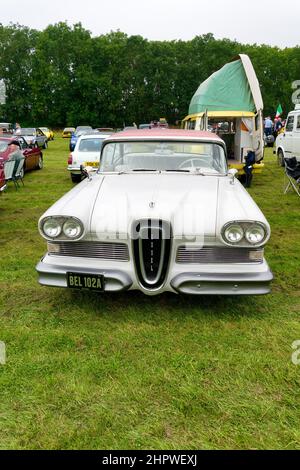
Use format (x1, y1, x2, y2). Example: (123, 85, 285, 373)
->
(149, 201, 155, 209)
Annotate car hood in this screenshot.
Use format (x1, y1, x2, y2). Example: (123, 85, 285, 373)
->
(41, 173, 269, 242)
(90, 174, 219, 239)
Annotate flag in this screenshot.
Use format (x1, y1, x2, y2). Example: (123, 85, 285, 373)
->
(276, 104, 283, 118)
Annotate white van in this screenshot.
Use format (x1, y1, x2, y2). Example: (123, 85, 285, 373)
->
(276, 105, 300, 166)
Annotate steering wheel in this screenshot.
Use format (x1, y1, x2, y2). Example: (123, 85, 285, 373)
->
(178, 157, 207, 170)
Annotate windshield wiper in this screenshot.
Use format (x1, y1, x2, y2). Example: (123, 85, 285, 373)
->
(131, 169, 160, 172)
(164, 169, 190, 173)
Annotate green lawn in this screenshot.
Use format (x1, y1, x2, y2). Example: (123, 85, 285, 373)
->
(0, 136, 300, 450)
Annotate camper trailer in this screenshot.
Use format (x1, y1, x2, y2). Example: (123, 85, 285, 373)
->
(183, 55, 264, 178)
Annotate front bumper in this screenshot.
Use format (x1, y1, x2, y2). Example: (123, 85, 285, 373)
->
(36, 254, 273, 296)
(36, 258, 132, 292)
(171, 271, 273, 295)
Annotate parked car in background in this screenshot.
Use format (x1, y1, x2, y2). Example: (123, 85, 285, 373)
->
(40, 127, 54, 141)
(138, 123, 150, 129)
(276, 105, 300, 166)
(97, 127, 114, 133)
(149, 119, 169, 129)
(0, 159, 6, 193)
(0, 136, 43, 177)
(37, 129, 273, 296)
(15, 127, 48, 149)
(68, 133, 111, 182)
(62, 127, 75, 138)
(69, 126, 94, 151)
(0, 122, 13, 134)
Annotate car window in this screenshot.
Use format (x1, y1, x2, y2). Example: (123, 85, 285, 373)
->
(78, 138, 104, 152)
(286, 116, 295, 132)
(297, 115, 300, 130)
(100, 141, 227, 174)
(19, 128, 35, 136)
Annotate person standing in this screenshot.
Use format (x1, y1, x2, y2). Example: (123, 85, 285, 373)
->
(264, 116, 273, 136)
(275, 117, 283, 135)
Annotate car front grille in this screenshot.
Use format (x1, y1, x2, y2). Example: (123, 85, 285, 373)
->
(132, 219, 171, 290)
(47, 241, 129, 261)
(176, 246, 263, 264)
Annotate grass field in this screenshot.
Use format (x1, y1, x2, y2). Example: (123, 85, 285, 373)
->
(0, 135, 300, 450)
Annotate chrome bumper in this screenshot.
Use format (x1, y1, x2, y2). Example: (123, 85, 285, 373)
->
(171, 270, 273, 295)
(36, 258, 132, 292)
(36, 255, 273, 296)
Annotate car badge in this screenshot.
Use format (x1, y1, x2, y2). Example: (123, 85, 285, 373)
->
(149, 201, 155, 208)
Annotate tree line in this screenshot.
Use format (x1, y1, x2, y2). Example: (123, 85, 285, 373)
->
(0, 22, 299, 128)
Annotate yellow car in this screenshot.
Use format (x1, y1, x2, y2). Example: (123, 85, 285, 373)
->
(40, 127, 54, 141)
(62, 127, 75, 138)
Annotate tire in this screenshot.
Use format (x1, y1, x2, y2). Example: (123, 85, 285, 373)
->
(267, 142, 274, 148)
(43, 140, 48, 149)
(19, 167, 25, 179)
(277, 149, 285, 167)
(37, 155, 43, 170)
(71, 173, 82, 183)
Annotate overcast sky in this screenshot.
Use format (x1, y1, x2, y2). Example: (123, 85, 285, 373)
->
(0, 0, 299, 48)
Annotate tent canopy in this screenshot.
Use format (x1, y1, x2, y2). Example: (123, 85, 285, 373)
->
(188, 54, 263, 115)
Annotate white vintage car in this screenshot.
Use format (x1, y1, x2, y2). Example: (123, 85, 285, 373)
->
(36, 129, 273, 295)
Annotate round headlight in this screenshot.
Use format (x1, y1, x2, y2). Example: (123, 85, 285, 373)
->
(245, 225, 265, 244)
(63, 219, 82, 239)
(43, 218, 62, 238)
(224, 224, 244, 244)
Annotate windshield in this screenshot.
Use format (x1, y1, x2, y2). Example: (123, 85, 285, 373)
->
(78, 138, 104, 152)
(100, 141, 227, 174)
(19, 128, 35, 135)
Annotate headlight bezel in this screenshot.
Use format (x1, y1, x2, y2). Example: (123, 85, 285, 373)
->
(39, 216, 84, 241)
(221, 221, 269, 247)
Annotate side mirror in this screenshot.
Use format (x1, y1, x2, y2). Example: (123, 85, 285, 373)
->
(80, 164, 94, 181)
(228, 168, 238, 184)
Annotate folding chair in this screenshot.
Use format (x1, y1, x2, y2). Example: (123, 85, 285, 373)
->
(284, 157, 300, 198)
(4, 158, 25, 190)
(4, 160, 17, 189)
(14, 158, 25, 188)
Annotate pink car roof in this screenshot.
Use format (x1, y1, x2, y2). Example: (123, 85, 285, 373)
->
(107, 128, 223, 142)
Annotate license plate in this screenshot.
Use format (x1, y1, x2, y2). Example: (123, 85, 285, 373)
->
(67, 272, 104, 291)
(84, 161, 98, 167)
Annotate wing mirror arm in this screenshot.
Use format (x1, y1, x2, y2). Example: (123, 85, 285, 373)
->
(228, 168, 238, 185)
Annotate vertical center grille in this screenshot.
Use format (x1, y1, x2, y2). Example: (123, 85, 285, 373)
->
(132, 219, 171, 290)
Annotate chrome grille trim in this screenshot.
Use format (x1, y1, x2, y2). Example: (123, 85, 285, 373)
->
(176, 246, 263, 264)
(47, 241, 129, 261)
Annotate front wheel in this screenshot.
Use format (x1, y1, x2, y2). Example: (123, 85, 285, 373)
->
(19, 167, 25, 179)
(71, 173, 82, 183)
(277, 150, 285, 167)
(37, 155, 43, 170)
(43, 140, 48, 149)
